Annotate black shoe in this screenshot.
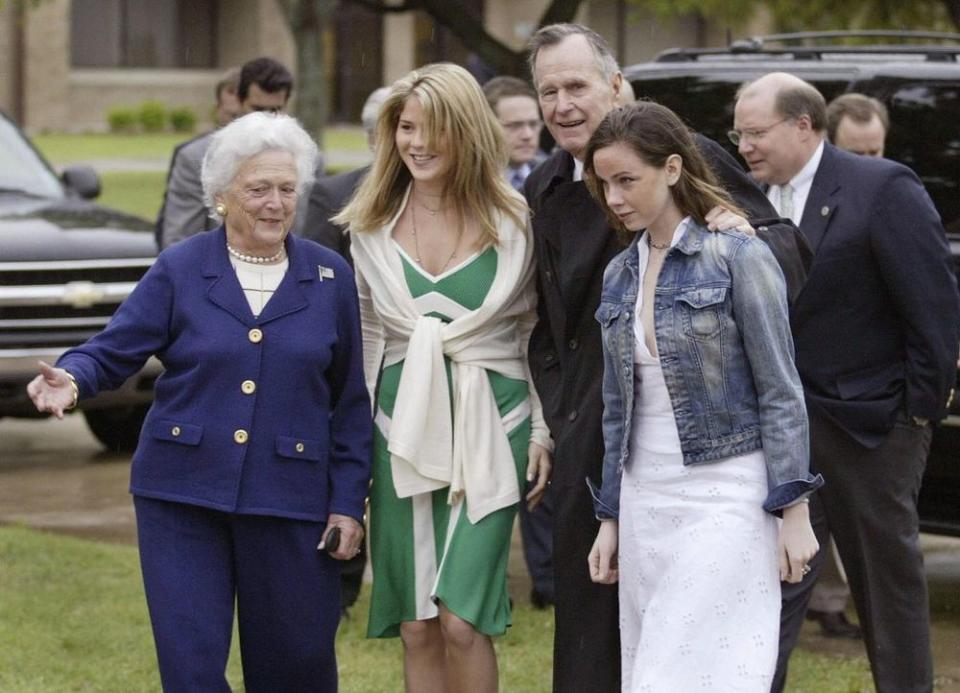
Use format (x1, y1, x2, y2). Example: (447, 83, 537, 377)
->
(806, 609, 862, 639)
(530, 589, 554, 610)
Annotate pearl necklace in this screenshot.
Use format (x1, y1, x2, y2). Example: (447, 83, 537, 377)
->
(227, 243, 286, 264)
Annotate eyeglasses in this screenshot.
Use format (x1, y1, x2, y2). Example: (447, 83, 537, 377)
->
(500, 119, 542, 133)
(727, 118, 791, 147)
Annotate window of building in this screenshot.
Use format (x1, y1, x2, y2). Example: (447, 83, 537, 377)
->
(71, 0, 217, 68)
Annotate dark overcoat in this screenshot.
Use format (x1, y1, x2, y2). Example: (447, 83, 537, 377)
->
(525, 139, 810, 693)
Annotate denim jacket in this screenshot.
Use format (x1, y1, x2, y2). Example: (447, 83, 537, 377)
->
(590, 222, 823, 519)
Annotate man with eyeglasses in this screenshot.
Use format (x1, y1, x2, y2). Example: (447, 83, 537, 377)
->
(157, 57, 321, 249)
(483, 77, 548, 192)
(734, 72, 960, 693)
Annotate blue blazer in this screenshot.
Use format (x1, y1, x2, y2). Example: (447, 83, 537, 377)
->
(791, 143, 960, 447)
(58, 227, 372, 522)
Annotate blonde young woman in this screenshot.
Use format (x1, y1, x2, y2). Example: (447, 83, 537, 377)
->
(335, 63, 552, 691)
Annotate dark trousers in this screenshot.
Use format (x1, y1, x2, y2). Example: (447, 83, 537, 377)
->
(519, 484, 554, 599)
(773, 409, 933, 693)
(552, 480, 620, 693)
(134, 497, 341, 693)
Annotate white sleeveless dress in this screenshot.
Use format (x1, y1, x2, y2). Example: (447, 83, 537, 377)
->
(618, 228, 780, 692)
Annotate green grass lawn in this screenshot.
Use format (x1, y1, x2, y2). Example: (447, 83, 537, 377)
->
(98, 171, 166, 221)
(33, 126, 366, 164)
(0, 526, 873, 692)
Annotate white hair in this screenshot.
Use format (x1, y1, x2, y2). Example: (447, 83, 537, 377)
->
(201, 111, 318, 221)
(361, 87, 391, 135)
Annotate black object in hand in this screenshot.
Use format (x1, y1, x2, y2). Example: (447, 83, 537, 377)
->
(324, 526, 341, 554)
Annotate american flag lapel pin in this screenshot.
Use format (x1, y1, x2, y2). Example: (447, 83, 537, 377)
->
(318, 265, 335, 281)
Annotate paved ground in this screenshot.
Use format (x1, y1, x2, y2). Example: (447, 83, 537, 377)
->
(2, 414, 959, 689)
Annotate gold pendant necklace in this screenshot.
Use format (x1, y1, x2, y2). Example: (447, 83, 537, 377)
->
(411, 202, 461, 273)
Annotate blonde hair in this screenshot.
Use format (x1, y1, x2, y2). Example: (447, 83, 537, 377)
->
(334, 63, 525, 243)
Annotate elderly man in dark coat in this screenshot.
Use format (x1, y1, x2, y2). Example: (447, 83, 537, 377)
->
(524, 23, 810, 692)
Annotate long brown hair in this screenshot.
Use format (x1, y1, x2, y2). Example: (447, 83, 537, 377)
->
(584, 101, 744, 243)
(334, 63, 526, 243)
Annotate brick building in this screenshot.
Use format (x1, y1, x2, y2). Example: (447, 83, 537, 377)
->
(0, 0, 768, 132)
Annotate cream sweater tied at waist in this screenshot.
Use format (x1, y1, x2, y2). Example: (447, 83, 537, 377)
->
(350, 189, 552, 524)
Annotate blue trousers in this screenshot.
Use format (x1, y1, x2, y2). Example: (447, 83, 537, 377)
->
(518, 485, 554, 599)
(134, 496, 341, 692)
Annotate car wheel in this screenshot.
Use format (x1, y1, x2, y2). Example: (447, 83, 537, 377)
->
(82, 405, 149, 453)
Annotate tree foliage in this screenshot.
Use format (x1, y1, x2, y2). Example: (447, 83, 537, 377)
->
(634, 0, 960, 33)
(343, 0, 586, 76)
(277, 0, 336, 141)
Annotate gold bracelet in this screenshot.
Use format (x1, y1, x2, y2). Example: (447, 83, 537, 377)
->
(63, 371, 79, 411)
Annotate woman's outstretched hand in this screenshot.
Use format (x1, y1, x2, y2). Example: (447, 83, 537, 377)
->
(779, 500, 819, 583)
(525, 442, 552, 511)
(26, 361, 75, 419)
(588, 520, 619, 584)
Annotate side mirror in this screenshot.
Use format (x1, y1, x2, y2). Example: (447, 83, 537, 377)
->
(61, 165, 101, 199)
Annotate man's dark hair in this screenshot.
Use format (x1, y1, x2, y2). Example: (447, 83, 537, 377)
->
(482, 76, 537, 111)
(238, 57, 294, 102)
(826, 93, 890, 142)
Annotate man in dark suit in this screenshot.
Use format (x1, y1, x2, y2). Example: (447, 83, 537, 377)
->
(734, 71, 960, 693)
(481, 74, 555, 610)
(300, 87, 390, 262)
(525, 24, 812, 692)
(483, 76, 548, 192)
(297, 87, 387, 612)
(156, 58, 310, 249)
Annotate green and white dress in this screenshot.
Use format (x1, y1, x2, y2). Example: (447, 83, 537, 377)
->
(367, 245, 531, 638)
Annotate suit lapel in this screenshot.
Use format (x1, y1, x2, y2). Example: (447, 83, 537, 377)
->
(202, 228, 312, 326)
(799, 144, 841, 253)
(203, 227, 256, 327)
(257, 237, 312, 325)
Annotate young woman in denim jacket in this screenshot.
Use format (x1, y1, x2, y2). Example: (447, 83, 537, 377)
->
(583, 102, 823, 691)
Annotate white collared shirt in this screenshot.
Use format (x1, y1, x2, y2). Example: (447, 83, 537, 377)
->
(573, 157, 584, 182)
(767, 139, 825, 226)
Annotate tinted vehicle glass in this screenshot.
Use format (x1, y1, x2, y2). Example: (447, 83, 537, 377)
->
(0, 116, 64, 199)
(634, 74, 851, 162)
(881, 80, 960, 232)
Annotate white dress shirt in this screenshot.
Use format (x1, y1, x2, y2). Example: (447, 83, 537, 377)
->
(767, 139, 825, 225)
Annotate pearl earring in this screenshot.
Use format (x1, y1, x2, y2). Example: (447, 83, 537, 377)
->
(215, 202, 227, 217)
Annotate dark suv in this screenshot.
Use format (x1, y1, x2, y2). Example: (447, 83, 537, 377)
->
(0, 110, 159, 451)
(625, 30, 960, 536)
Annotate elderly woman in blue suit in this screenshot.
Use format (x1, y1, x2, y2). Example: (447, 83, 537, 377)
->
(27, 112, 371, 692)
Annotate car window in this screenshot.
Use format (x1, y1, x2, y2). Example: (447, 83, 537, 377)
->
(0, 116, 64, 199)
(633, 74, 851, 161)
(882, 81, 960, 233)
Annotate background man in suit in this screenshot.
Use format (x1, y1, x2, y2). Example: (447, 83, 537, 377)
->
(480, 74, 555, 610)
(734, 71, 960, 693)
(213, 67, 242, 127)
(802, 91, 892, 641)
(157, 57, 304, 249)
(483, 77, 547, 192)
(524, 24, 810, 691)
(299, 86, 390, 261)
(827, 92, 889, 158)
